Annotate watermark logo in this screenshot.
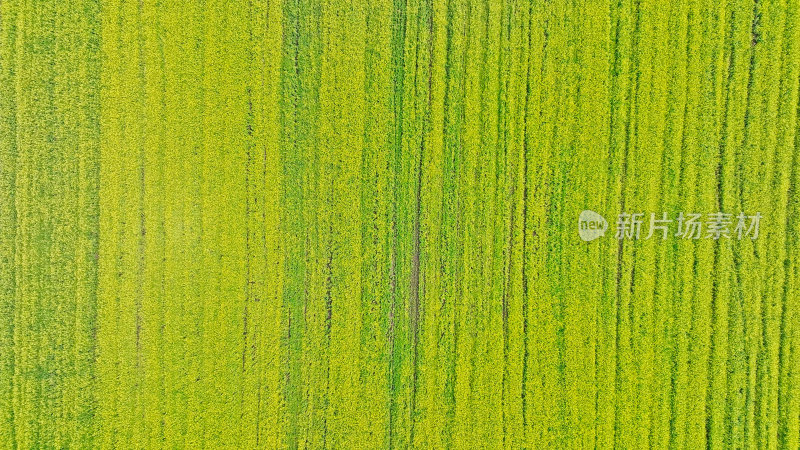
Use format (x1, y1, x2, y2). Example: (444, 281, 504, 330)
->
(578, 210, 608, 242)
(579, 211, 762, 241)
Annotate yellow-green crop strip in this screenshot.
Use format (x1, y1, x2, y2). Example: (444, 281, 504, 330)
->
(1, 0, 800, 448)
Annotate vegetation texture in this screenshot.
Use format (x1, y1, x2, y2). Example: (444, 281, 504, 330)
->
(1, 0, 800, 448)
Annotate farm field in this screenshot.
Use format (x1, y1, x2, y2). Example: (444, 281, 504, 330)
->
(1, 0, 800, 448)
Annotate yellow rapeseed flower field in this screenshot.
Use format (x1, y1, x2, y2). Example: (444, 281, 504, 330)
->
(1, 0, 799, 447)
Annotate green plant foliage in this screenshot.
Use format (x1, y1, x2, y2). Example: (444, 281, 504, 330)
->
(1, 0, 799, 448)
